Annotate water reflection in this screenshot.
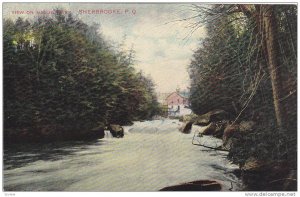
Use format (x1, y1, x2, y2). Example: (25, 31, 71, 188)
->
(4, 140, 103, 170)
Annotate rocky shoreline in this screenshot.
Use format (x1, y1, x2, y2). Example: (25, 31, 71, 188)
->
(179, 110, 297, 191)
(4, 123, 125, 143)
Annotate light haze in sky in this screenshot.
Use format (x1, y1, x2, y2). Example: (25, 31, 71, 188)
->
(3, 3, 207, 93)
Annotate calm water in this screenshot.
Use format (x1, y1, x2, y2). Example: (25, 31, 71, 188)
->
(4, 119, 242, 191)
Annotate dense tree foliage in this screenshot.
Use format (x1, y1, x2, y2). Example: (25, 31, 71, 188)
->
(188, 5, 296, 165)
(4, 12, 160, 140)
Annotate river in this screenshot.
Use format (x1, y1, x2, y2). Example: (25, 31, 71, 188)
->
(4, 119, 242, 191)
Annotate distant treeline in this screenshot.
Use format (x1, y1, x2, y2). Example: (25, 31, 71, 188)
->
(3, 12, 160, 139)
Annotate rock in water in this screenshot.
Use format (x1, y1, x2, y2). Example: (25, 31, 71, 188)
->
(202, 122, 217, 135)
(108, 124, 124, 138)
(160, 180, 222, 191)
(182, 114, 199, 123)
(179, 122, 193, 134)
(90, 126, 105, 139)
(194, 109, 228, 126)
(213, 120, 228, 138)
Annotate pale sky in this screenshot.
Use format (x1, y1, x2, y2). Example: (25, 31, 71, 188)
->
(3, 3, 207, 93)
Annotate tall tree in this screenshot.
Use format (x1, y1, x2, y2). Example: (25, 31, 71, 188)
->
(189, 4, 296, 128)
(237, 5, 288, 128)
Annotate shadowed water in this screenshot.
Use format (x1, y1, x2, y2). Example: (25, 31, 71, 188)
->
(4, 119, 242, 191)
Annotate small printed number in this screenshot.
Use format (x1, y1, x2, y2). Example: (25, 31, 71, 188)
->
(5, 193, 16, 196)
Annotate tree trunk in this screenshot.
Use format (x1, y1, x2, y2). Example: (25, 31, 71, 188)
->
(262, 5, 287, 128)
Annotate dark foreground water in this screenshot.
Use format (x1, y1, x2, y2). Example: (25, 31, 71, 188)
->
(4, 119, 242, 191)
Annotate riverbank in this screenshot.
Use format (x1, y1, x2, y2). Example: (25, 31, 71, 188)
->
(177, 111, 297, 191)
(4, 123, 127, 144)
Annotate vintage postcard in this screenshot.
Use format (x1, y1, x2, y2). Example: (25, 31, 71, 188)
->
(2, 1, 297, 194)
